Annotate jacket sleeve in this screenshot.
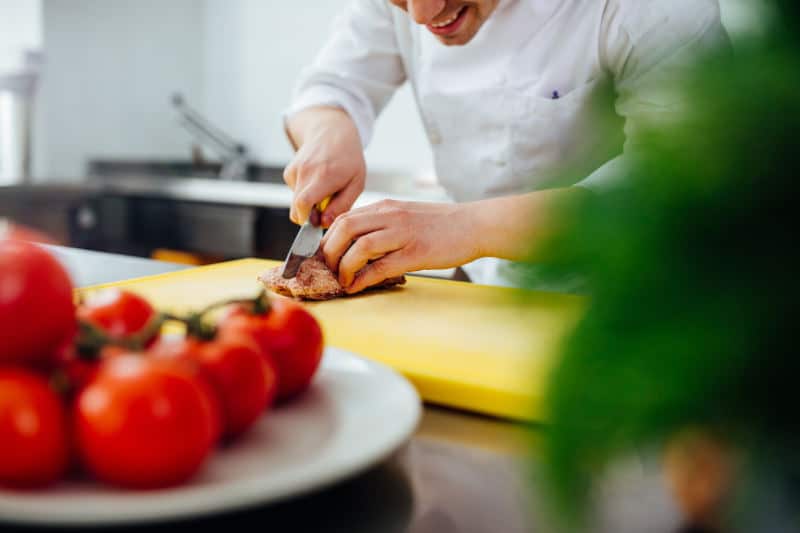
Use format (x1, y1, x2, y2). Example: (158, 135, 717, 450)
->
(285, 0, 406, 148)
(576, 0, 730, 191)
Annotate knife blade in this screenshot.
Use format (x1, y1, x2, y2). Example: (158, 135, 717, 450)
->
(281, 197, 331, 279)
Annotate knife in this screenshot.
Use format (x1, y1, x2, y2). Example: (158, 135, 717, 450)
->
(281, 196, 331, 279)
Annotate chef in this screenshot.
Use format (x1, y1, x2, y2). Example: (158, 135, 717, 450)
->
(282, 0, 728, 290)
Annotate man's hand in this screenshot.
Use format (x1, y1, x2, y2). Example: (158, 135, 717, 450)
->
(284, 107, 366, 227)
(319, 188, 585, 292)
(320, 199, 480, 293)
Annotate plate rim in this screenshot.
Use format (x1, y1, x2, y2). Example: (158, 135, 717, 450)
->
(0, 347, 421, 526)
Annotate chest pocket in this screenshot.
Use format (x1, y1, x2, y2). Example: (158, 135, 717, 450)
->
(511, 79, 623, 189)
(418, 86, 515, 202)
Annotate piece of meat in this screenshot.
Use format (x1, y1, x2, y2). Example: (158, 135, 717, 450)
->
(259, 252, 406, 301)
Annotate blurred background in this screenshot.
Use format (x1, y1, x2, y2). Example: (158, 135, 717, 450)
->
(0, 0, 772, 266)
(1, 0, 448, 265)
(2, 2, 798, 532)
(1, 0, 438, 185)
(0, 0, 769, 182)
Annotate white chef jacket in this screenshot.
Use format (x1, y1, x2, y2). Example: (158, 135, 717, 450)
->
(286, 0, 728, 288)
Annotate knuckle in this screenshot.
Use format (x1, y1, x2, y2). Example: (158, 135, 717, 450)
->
(356, 235, 377, 255)
(369, 259, 389, 277)
(308, 160, 331, 180)
(319, 161, 334, 178)
(282, 165, 295, 184)
(336, 216, 354, 235)
(296, 160, 315, 178)
(295, 190, 313, 209)
(369, 259, 388, 277)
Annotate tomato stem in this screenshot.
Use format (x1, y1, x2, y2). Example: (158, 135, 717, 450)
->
(75, 313, 166, 358)
(251, 290, 272, 315)
(182, 312, 217, 342)
(75, 321, 112, 359)
(172, 291, 271, 340)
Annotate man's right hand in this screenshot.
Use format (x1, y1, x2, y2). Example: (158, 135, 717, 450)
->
(283, 107, 367, 228)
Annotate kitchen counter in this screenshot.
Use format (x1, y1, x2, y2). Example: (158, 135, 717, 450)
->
(0, 174, 448, 210)
(0, 180, 456, 278)
(5, 247, 680, 533)
(44, 244, 189, 286)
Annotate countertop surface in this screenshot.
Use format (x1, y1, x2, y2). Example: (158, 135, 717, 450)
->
(45, 245, 190, 286)
(0, 175, 450, 209)
(3, 246, 681, 533)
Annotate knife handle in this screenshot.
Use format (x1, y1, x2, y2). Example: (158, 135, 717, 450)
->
(310, 196, 332, 227)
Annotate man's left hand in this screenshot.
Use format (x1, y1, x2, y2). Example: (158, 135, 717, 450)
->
(320, 200, 479, 293)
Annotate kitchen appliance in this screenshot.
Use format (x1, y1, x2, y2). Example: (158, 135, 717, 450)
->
(0, 70, 37, 185)
(79, 258, 584, 421)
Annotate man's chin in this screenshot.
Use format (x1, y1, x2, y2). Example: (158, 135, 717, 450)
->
(434, 28, 478, 46)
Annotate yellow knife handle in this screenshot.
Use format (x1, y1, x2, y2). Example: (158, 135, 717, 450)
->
(310, 196, 332, 227)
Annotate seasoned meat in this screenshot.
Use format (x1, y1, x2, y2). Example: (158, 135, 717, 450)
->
(259, 252, 406, 301)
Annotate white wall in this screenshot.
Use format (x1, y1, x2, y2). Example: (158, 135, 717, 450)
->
(36, 0, 205, 179)
(202, 0, 433, 181)
(33, 0, 765, 181)
(35, 0, 432, 182)
(0, 0, 42, 73)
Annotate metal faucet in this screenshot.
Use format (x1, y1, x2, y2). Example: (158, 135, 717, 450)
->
(172, 93, 249, 181)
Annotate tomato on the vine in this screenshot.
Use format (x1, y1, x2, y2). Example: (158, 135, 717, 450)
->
(150, 333, 277, 440)
(0, 368, 69, 488)
(78, 289, 159, 345)
(53, 344, 129, 398)
(0, 240, 75, 367)
(218, 297, 323, 401)
(74, 354, 219, 489)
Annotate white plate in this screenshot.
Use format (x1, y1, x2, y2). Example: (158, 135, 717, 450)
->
(0, 347, 421, 526)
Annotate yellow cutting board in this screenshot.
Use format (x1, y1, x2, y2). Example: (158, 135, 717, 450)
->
(78, 260, 585, 421)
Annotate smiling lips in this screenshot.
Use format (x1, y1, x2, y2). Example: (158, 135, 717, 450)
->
(427, 5, 468, 35)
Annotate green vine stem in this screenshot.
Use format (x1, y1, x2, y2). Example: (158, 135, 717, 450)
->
(75, 312, 167, 358)
(163, 290, 270, 341)
(73, 291, 270, 356)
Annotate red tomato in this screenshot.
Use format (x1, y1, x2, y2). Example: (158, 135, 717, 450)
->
(150, 335, 277, 439)
(0, 368, 69, 488)
(53, 344, 129, 398)
(74, 355, 218, 489)
(219, 298, 323, 401)
(78, 289, 158, 344)
(0, 240, 75, 367)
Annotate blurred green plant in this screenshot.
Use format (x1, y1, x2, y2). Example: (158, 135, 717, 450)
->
(535, 2, 800, 530)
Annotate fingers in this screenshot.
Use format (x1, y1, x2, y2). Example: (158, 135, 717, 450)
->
(282, 161, 298, 190)
(346, 250, 409, 294)
(337, 230, 404, 288)
(293, 177, 326, 226)
(288, 165, 365, 226)
(321, 178, 363, 228)
(321, 212, 387, 273)
(284, 160, 305, 224)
